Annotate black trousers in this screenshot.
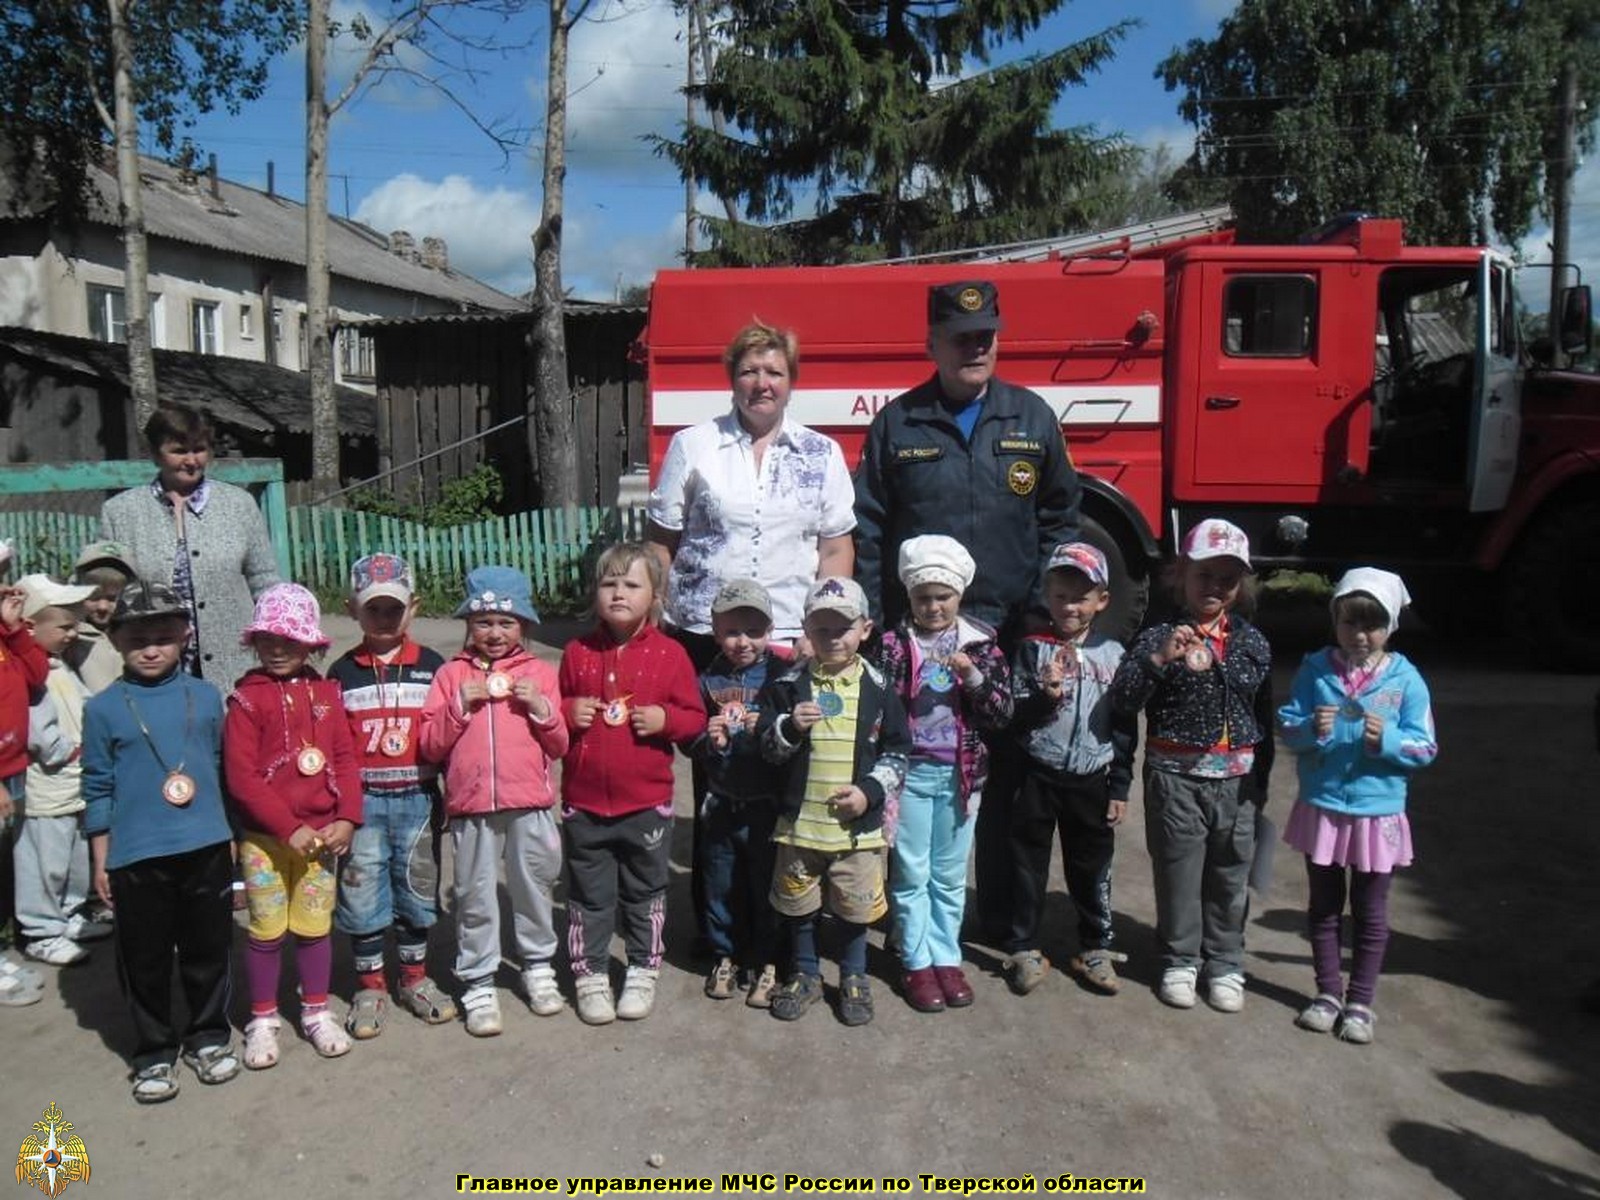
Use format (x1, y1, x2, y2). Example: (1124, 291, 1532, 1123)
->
(666, 626, 720, 947)
(972, 744, 1020, 942)
(1005, 765, 1116, 956)
(110, 841, 235, 1070)
(563, 808, 672, 976)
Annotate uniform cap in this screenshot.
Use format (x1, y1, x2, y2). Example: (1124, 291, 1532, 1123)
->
(928, 280, 1002, 334)
(16, 574, 97, 620)
(898, 534, 976, 594)
(111, 579, 189, 627)
(1181, 519, 1251, 568)
(73, 540, 137, 579)
(804, 576, 869, 622)
(350, 552, 415, 607)
(453, 565, 540, 624)
(1331, 567, 1412, 635)
(711, 577, 773, 620)
(1044, 542, 1109, 587)
(240, 583, 332, 648)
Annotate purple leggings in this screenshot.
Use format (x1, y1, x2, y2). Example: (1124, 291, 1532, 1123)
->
(1305, 860, 1393, 1007)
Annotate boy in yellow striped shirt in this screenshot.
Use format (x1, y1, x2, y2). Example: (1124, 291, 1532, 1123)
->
(757, 577, 911, 1026)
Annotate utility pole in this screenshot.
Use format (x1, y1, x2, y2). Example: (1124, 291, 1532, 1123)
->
(1550, 57, 1578, 369)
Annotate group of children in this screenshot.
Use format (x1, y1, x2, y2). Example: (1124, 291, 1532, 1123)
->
(0, 515, 1438, 1105)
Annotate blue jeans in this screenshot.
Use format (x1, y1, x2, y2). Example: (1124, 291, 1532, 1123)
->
(699, 793, 777, 967)
(890, 762, 974, 971)
(335, 787, 441, 936)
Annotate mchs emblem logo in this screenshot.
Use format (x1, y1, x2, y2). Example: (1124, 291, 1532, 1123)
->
(15, 1103, 89, 1198)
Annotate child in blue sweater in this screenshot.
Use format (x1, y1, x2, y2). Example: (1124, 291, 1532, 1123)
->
(1277, 568, 1437, 1045)
(83, 581, 238, 1103)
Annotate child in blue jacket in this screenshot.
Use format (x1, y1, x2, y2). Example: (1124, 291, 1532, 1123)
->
(1278, 568, 1437, 1046)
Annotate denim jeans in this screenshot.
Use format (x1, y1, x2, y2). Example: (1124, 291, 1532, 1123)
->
(335, 787, 441, 936)
(699, 792, 777, 967)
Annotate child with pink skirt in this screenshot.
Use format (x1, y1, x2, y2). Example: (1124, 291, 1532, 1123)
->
(1277, 568, 1437, 1045)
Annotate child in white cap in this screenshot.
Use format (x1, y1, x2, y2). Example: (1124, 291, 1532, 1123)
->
(15, 574, 103, 967)
(1110, 519, 1273, 1013)
(877, 535, 1011, 1013)
(225, 583, 363, 1067)
(1277, 568, 1437, 1045)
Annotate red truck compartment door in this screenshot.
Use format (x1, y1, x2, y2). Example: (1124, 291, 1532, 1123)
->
(1189, 265, 1370, 491)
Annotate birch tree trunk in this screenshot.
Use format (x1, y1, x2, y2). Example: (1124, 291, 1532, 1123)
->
(530, 0, 580, 510)
(106, 0, 157, 433)
(306, 0, 339, 492)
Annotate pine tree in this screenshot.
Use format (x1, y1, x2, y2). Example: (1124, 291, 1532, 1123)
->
(656, 0, 1137, 265)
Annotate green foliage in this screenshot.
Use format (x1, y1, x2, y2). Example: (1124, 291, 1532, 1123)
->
(655, 0, 1139, 264)
(1159, 0, 1600, 245)
(348, 464, 506, 527)
(0, 0, 300, 219)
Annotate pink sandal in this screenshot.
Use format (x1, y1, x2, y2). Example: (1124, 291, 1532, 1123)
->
(243, 1015, 281, 1070)
(302, 1010, 352, 1059)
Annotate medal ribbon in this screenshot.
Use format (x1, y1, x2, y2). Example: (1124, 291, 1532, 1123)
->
(120, 681, 193, 778)
(1337, 651, 1387, 701)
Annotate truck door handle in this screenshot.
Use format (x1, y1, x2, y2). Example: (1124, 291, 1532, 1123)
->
(1205, 395, 1240, 410)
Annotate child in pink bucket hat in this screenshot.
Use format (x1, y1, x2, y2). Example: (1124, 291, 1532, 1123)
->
(238, 583, 332, 649)
(225, 582, 361, 1068)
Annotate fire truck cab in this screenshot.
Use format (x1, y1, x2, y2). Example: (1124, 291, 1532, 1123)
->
(643, 215, 1598, 663)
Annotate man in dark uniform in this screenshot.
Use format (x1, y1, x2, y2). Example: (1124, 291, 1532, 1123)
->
(854, 279, 1082, 945)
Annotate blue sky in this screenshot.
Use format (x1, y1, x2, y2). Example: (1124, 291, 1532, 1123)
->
(172, 0, 1594, 304)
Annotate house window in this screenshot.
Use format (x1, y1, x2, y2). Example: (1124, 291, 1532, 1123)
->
(298, 313, 309, 371)
(87, 284, 164, 347)
(1223, 275, 1318, 357)
(191, 301, 221, 355)
(272, 305, 284, 344)
(87, 285, 126, 343)
(338, 327, 376, 381)
(240, 302, 255, 339)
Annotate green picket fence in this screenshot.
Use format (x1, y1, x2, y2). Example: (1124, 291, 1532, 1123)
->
(3, 494, 652, 609)
(285, 504, 652, 602)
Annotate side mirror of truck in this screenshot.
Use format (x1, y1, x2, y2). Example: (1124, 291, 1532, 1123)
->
(1559, 284, 1592, 357)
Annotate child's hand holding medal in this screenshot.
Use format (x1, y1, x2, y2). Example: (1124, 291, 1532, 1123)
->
(569, 696, 604, 728)
(629, 704, 666, 737)
(1312, 705, 1338, 739)
(790, 699, 826, 732)
(512, 677, 552, 722)
(459, 678, 490, 713)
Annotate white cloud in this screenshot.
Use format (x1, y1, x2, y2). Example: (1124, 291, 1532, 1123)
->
(1132, 123, 1197, 163)
(354, 173, 539, 293)
(530, 1, 687, 176)
(565, 207, 686, 300)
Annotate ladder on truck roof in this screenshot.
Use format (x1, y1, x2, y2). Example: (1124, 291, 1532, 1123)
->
(867, 205, 1235, 266)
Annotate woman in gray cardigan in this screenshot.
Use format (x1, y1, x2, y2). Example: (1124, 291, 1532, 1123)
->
(100, 405, 280, 692)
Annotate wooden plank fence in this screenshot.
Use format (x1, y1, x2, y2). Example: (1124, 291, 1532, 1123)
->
(285, 504, 652, 602)
(2, 477, 650, 607)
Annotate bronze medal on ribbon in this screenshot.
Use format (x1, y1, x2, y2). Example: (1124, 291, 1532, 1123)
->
(297, 746, 327, 776)
(602, 698, 631, 726)
(486, 671, 513, 700)
(162, 771, 196, 807)
(1184, 643, 1214, 672)
(379, 727, 410, 758)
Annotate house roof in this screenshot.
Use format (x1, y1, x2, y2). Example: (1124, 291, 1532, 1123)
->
(0, 152, 525, 314)
(354, 300, 647, 330)
(0, 326, 376, 437)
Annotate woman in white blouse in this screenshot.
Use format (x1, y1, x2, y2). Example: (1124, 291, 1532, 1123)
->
(647, 322, 856, 667)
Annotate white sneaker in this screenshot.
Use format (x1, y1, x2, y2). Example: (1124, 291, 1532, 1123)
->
(521, 965, 565, 1016)
(1158, 966, 1199, 1009)
(0, 951, 44, 1007)
(575, 974, 616, 1026)
(22, 935, 88, 967)
(616, 966, 659, 1021)
(1207, 972, 1247, 1013)
(462, 986, 503, 1037)
(64, 913, 113, 942)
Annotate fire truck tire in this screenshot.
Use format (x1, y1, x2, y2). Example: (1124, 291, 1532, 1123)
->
(1511, 500, 1600, 671)
(1079, 515, 1149, 642)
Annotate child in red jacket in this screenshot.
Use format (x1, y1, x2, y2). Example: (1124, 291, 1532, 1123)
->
(560, 543, 705, 1025)
(224, 584, 361, 1068)
(0, 572, 49, 1006)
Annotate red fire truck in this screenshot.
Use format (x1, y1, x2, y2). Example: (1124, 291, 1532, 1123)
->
(642, 213, 1597, 664)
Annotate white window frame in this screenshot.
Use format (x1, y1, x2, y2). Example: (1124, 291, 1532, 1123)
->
(87, 284, 164, 346)
(338, 326, 376, 381)
(239, 302, 255, 340)
(191, 300, 221, 355)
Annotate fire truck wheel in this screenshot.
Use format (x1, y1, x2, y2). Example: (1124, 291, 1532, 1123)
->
(1511, 499, 1600, 671)
(1079, 515, 1149, 643)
